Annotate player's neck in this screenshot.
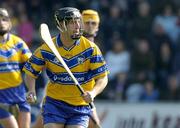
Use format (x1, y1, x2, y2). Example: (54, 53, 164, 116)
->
(0, 33, 8, 44)
(87, 37, 94, 42)
(61, 34, 74, 48)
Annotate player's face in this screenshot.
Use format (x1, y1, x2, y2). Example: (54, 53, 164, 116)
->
(0, 16, 11, 36)
(66, 18, 82, 40)
(83, 20, 99, 35)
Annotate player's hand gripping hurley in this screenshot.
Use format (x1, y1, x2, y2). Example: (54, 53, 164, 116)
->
(40, 23, 101, 128)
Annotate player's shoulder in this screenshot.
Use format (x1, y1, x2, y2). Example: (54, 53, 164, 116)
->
(80, 36, 98, 48)
(9, 33, 25, 43)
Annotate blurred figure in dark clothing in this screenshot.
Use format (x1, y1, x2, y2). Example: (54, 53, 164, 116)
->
(151, 23, 172, 54)
(155, 41, 174, 90)
(128, 1, 153, 40)
(160, 74, 180, 101)
(106, 72, 129, 101)
(103, 4, 127, 48)
(131, 38, 155, 81)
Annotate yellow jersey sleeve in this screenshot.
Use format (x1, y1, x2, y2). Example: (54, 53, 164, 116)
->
(20, 40, 32, 63)
(89, 44, 109, 80)
(23, 46, 46, 78)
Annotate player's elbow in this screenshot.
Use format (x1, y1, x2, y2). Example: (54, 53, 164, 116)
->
(98, 75, 108, 88)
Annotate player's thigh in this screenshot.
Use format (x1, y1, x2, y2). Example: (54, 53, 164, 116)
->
(9, 105, 19, 119)
(17, 100, 31, 128)
(0, 115, 18, 128)
(18, 111, 31, 128)
(0, 107, 18, 128)
(44, 123, 64, 128)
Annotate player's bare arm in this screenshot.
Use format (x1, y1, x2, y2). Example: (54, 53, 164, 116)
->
(25, 74, 37, 104)
(82, 75, 108, 103)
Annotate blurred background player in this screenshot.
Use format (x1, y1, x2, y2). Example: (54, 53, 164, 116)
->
(82, 9, 100, 43)
(24, 7, 108, 128)
(0, 8, 31, 128)
(82, 9, 103, 128)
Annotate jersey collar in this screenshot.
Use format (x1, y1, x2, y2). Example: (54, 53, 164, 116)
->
(56, 34, 80, 47)
(1, 33, 10, 44)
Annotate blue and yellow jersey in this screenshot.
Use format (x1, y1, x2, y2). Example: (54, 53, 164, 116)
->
(0, 33, 32, 89)
(23, 34, 108, 106)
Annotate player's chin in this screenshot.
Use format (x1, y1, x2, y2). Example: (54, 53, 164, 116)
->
(73, 32, 79, 35)
(73, 30, 80, 34)
(88, 30, 94, 34)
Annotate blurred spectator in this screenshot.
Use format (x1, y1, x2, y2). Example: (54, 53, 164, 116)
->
(114, 73, 128, 101)
(103, 38, 130, 100)
(128, 1, 153, 39)
(125, 83, 144, 103)
(151, 23, 172, 54)
(153, 5, 179, 44)
(105, 38, 130, 80)
(155, 41, 174, 89)
(103, 4, 127, 44)
(114, 0, 127, 11)
(140, 80, 159, 102)
(106, 72, 129, 101)
(160, 74, 180, 101)
(131, 38, 155, 81)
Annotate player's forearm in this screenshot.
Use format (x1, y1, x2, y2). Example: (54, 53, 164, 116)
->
(25, 74, 36, 92)
(25, 74, 37, 103)
(92, 75, 108, 98)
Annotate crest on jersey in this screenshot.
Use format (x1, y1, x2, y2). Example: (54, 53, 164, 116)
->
(77, 55, 85, 64)
(52, 57, 59, 64)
